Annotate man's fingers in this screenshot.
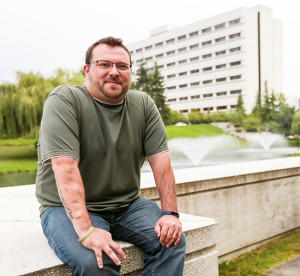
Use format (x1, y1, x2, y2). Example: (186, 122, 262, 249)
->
(104, 247, 121, 266)
(95, 250, 103, 268)
(111, 241, 126, 260)
(174, 230, 182, 246)
(155, 223, 161, 237)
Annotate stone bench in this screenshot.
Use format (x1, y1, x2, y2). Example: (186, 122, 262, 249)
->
(0, 185, 218, 276)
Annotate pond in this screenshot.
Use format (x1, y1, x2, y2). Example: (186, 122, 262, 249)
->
(0, 171, 36, 188)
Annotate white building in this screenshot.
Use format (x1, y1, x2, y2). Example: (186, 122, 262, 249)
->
(128, 5, 283, 114)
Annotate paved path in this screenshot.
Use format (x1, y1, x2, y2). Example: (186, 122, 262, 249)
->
(266, 255, 300, 276)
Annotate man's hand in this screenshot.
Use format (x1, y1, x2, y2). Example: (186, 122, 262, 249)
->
(82, 228, 126, 268)
(155, 215, 182, 248)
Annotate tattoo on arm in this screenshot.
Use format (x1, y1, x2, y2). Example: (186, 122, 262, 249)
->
(56, 179, 74, 220)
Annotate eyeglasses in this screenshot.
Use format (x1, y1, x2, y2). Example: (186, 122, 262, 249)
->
(88, 60, 131, 71)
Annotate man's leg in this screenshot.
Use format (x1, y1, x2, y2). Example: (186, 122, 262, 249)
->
(41, 207, 121, 276)
(113, 197, 186, 276)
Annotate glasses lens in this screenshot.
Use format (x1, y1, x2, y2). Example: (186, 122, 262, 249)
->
(116, 63, 130, 70)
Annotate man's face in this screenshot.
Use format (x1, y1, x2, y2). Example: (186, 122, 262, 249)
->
(84, 44, 132, 104)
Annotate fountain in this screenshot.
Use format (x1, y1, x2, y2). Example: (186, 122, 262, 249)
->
(240, 132, 287, 150)
(168, 135, 238, 166)
(141, 133, 297, 172)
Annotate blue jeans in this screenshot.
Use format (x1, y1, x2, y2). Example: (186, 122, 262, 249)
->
(41, 197, 186, 276)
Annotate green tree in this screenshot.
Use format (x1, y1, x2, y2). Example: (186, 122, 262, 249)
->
(252, 89, 262, 117)
(134, 63, 170, 121)
(274, 93, 295, 134)
(291, 110, 300, 135)
(0, 69, 85, 138)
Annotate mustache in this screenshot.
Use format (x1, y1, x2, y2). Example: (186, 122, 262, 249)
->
(105, 77, 121, 84)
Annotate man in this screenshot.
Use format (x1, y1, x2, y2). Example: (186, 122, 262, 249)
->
(35, 36, 186, 276)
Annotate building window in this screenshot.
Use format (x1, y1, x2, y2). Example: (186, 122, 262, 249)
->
(191, 95, 200, 99)
(166, 38, 175, 44)
(216, 77, 227, 82)
(203, 53, 212, 59)
(155, 53, 164, 58)
(179, 84, 188, 88)
(190, 44, 199, 50)
(157, 65, 164, 69)
(179, 72, 187, 76)
(178, 59, 187, 64)
(204, 107, 213, 111)
(145, 45, 153, 51)
(216, 50, 226, 56)
(167, 98, 176, 102)
(215, 37, 225, 43)
(230, 89, 241, 94)
(167, 74, 176, 79)
(167, 62, 175, 67)
(202, 27, 211, 33)
(216, 64, 226, 69)
(229, 18, 240, 25)
(180, 97, 188, 101)
(145, 56, 153, 61)
(190, 57, 199, 62)
(230, 47, 241, 53)
(230, 75, 242, 80)
(180, 109, 188, 113)
(203, 80, 213, 84)
(167, 50, 175, 55)
(231, 105, 237, 109)
(229, 33, 241, 39)
(230, 61, 241, 66)
(217, 106, 227, 110)
(202, 40, 212, 46)
(155, 42, 163, 47)
(216, 91, 227, 96)
(129, 51, 133, 55)
(190, 31, 199, 37)
(203, 66, 212, 71)
(203, 93, 213, 98)
(167, 86, 176, 90)
(215, 23, 225, 30)
(136, 48, 142, 53)
(191, 82, 200, 86)
(178, 35, 186, 40)
(190, 69, 199, 74)
(137, 59, 144, 64)
(178, 47, 187, 52)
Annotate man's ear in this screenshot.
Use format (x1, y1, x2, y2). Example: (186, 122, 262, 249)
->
(83, 64, 90, 77)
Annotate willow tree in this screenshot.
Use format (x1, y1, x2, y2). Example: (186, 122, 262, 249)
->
(0, 69, 85, 138)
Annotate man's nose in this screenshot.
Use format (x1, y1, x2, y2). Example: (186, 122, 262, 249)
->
(109, 64, 119, 76)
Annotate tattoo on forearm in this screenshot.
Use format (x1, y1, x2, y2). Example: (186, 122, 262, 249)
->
(56, 179, 74, 220)
(158, 170, 177, 210)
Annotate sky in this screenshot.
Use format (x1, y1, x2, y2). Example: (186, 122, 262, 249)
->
(1, 0, 299, 96)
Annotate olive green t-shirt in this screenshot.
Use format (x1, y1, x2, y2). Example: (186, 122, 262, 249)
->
(35, 84, 168, 215)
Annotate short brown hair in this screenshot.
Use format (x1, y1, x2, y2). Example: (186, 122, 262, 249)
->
(85, 36, 132, 66)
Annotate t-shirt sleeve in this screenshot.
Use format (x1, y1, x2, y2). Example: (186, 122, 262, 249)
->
(39, 90, 80, 163)
(143, 96, 168, 157)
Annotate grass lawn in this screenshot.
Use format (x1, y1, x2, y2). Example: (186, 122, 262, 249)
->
(0, 142, 37, 174)
(165, 124, 227, 139)
(219, 231, 300, 275)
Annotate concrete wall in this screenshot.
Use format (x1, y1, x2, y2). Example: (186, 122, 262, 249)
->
(141, 157, 300, 261)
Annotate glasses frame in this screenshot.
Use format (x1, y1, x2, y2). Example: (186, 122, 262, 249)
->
(88, 60, 132, 71)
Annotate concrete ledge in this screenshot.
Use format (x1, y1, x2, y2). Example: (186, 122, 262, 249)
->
(0, 185, 218, 276)
(140, 157, 300, 261)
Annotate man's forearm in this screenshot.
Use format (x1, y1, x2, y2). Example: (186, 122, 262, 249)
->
(148, 152, 178, 212)
(52, 157, 92, 237)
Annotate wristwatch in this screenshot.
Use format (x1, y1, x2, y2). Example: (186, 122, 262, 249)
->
(162, 211, 180, 218)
